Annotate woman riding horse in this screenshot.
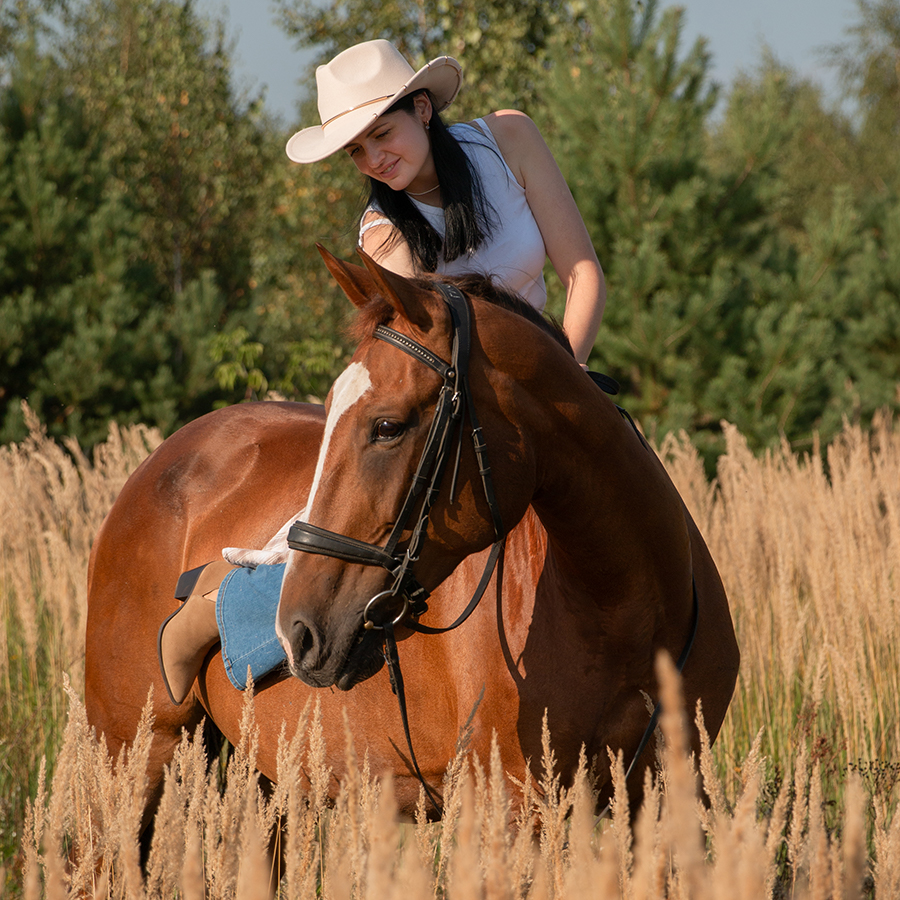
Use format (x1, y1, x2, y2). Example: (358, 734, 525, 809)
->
(159, 39, 607, 704)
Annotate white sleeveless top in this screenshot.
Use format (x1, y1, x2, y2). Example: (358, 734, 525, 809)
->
(359, 118, 548, 311)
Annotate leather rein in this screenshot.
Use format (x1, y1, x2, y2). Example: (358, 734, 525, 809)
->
(285, 280, 699, 816)
(286, 282, 505, 811)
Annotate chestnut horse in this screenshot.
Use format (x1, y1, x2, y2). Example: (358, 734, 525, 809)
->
(85, 248, 739, 837)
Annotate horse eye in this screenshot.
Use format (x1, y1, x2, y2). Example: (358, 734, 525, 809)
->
(374, 420, 403, 442)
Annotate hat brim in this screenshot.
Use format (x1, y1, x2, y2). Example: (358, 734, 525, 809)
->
(286, 56, 462, 164)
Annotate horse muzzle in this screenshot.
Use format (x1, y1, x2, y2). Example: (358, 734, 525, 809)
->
(280, 608, 387, 690)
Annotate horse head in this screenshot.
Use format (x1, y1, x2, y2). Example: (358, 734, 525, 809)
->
(275, 247, 571, 690)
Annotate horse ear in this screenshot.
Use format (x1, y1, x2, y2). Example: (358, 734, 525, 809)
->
(356, 248, 435, 330)
(317, 244, 377, 309)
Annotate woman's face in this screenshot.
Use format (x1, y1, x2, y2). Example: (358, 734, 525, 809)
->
(344, 94, 436, 194)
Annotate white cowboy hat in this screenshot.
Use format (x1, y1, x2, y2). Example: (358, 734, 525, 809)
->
(286, 40, 462, 164)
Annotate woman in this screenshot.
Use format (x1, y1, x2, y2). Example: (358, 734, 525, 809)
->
(159, 39, 606, 706)
(287, 39, 605, 364)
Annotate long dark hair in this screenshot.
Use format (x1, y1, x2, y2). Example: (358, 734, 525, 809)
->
(366, 90, 495, 273)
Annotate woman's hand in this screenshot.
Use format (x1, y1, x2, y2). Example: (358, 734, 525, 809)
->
(222, 510, 303, 568)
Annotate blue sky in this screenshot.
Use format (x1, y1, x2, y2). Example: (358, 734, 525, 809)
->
(198, 0, 859, 125)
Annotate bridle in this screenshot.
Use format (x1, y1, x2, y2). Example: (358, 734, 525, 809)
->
(286, 281, 506, 811)
(285, 279, 699, 817)
(286, 281, 505, 633)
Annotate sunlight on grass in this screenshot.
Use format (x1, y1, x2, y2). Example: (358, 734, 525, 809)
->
(3, 405, 899, 897)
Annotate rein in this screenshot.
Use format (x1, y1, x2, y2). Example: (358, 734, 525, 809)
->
(286, 281, 505, 812)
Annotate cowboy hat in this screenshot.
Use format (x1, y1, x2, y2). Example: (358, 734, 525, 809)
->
(285, 40, 462, 164)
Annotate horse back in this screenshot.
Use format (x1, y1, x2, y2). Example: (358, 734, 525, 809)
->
(88, 401, 326, 580)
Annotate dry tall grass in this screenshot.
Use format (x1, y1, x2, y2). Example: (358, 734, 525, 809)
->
(0, 405, 161, 882)
(661, 413, 900, 799)
(3, 404, 899, 897)
(16, 659, 890, 899)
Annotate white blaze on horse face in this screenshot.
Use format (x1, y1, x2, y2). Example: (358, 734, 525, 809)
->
(276, 361, 372, 664)
(302, 361, 372, 523)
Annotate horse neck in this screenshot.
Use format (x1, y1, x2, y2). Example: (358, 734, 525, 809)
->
(472, 303, 690, 596)
(516, 369, 690, 597)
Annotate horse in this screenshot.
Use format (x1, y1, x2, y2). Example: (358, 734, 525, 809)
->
(84, 247, 739, 840)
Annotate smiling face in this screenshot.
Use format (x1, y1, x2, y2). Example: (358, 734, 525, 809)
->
(343, 93, 437, 195)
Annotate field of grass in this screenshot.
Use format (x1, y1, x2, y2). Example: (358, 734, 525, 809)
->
(2, 402, 899, 897)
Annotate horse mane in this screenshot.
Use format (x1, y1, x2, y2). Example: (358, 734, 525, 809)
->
(348, 272, 574, 357)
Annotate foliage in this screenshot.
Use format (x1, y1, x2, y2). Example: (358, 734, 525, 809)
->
(826, 0, 900, 194)
(537, 0, 900, 462)
(0, 0, 897, 461)
(0, 1, 266, 443)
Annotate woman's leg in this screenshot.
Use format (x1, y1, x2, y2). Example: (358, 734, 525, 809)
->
(158, 559, 234, 705)
(216, 562, 288, 690)
(158, 561, 289, 704)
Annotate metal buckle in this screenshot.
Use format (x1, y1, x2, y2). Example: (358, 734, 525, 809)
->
(362, 590, 410, 631)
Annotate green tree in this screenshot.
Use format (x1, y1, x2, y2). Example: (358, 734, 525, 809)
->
(540, 0, 749, 452)
(826, 0, 900, 195)
(3, 0, 896, 461)
(700, 6, 900, 454)
(709, 56, 862, 246)
(539, 0, 900, 461)
(229, 151, 363, 404)
(59, 0, 275, 302)
(0, 0, 281, 443)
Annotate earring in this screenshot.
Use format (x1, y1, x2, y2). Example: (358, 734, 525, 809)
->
(424, 122, 430, 131)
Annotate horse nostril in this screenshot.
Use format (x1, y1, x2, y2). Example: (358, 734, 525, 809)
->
(299, 625, 315, 658)
(292, 619, 322, 671)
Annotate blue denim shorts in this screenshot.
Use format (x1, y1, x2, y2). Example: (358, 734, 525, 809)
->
(216, 563, 287, 690)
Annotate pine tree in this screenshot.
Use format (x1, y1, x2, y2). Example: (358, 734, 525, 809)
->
(540, 0, 755, 455)
(826, 0, 900, 195)
(540, 0, 899, 459)
(703, 3, 900, 452)
(59, 0, 276, 302)
(0, 0, 281, 443)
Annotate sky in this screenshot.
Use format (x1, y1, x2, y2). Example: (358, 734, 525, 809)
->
(197, 0, 860, 126)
